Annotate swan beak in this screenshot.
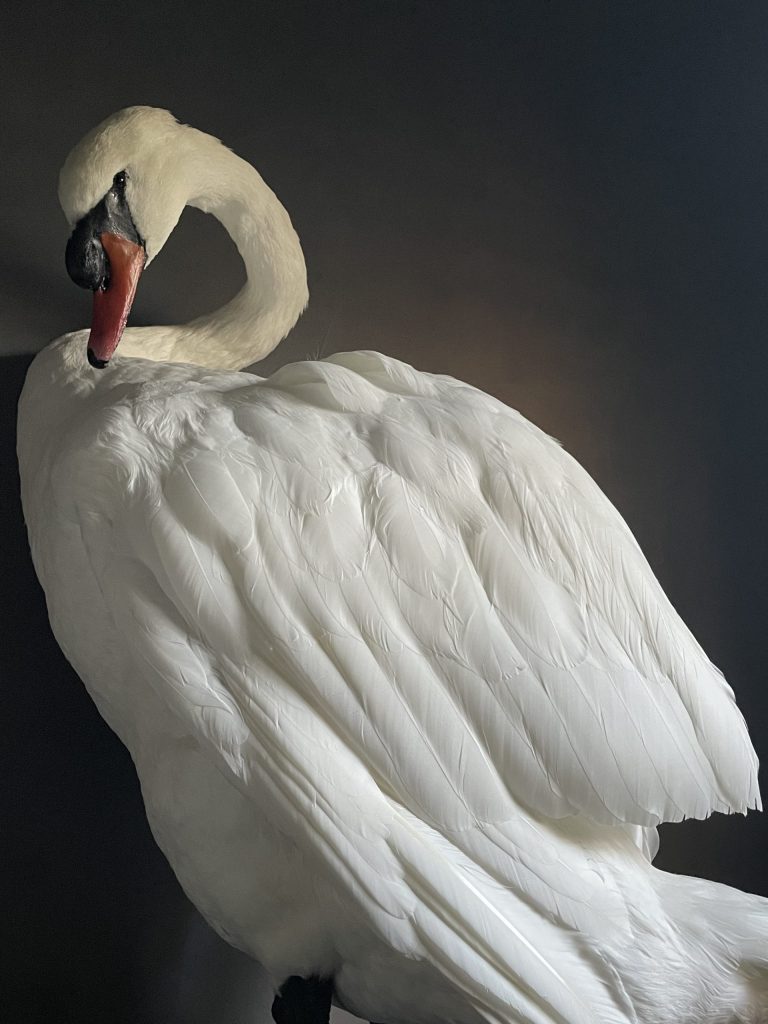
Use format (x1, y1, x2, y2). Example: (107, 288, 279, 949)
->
(87, 234, 146, 369)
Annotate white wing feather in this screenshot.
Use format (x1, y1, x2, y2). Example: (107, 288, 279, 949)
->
(61, 350, 760, 1022)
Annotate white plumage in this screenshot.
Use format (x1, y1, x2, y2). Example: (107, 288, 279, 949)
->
(18, 108, 767, 1024)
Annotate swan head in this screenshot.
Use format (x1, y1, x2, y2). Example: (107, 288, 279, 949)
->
(59, 107, 200, 367)
(60, 106, 308, 371)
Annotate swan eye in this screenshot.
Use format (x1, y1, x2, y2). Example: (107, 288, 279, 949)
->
(112, 170, 127, 192)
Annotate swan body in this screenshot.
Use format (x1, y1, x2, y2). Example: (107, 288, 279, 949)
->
(18, 108, 767, 1024)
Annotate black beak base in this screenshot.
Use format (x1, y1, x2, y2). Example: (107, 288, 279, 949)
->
(66, 217, 108, 291)
(65, 171, 143, 291)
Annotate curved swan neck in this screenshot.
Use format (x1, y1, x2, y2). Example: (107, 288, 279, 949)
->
(120, 134, 308, 371)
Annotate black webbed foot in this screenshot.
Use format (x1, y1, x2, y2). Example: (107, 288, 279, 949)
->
(272, 975, 334, 1024)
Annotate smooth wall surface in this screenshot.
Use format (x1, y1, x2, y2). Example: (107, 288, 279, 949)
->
(2, 3, 767, 1022)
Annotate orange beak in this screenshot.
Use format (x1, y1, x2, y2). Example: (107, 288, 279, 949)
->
(87, 232, 146, 368)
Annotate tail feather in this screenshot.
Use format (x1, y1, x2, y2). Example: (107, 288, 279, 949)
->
(658, 871, 768, 1023)
(387, 812, 636, 1024)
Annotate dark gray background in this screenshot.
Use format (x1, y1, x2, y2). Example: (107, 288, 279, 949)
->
(2, 2, 766, 1022)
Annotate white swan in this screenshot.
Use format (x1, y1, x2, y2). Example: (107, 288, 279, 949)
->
(18, 107, 767, 1024)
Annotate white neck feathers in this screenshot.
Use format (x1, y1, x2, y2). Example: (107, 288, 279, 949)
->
(119, 132, 308, 371)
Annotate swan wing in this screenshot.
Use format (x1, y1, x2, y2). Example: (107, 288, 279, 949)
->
(303, 350, 758, 827)
(64, 351, 758, 1019)
(82, 351, 759, 834)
